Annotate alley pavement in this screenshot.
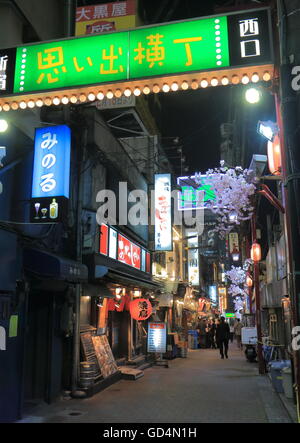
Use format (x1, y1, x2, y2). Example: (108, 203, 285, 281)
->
(18, 343, 294, 423)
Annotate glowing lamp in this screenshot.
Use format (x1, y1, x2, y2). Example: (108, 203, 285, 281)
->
(267, 134, 282, 176)
(251, 243, 261, 262)
(129, 298, 152, 321)
(246, 276, 253, 287)
(228, 210, 238, 223)
(232, 246, 240, 262)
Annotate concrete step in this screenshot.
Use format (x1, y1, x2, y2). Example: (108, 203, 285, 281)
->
(119, 366, 144, 380)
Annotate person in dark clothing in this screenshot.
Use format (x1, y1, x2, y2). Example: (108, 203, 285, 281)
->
(210, 320, 217, 349)
(216, 317, 230, 359)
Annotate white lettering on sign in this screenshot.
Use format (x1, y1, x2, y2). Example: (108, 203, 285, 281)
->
(112, 2, 127, 17)
(39, 131, 58, 193)
(239, 17, 261, 58)
(93, 4, 109, 19)
(239, 18, 259, 37)
(0, 55, 8, 90)
(76, 7, 91, 21)
(0, 326, 6, 351)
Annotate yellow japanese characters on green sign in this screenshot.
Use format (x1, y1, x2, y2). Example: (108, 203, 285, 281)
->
(14, 16, 229, 94)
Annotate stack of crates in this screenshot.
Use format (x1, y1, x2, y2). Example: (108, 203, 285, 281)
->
(188, 330, 198, 349)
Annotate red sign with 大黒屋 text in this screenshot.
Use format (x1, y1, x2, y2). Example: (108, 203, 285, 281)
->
(118, 234, 141, 270)
(76, 0, 135, 22)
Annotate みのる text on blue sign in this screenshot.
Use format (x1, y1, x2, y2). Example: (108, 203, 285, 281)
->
(31, 125, 71, 199)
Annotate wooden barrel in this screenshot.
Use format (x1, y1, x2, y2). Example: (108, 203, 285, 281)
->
(79, 362, 96, 389)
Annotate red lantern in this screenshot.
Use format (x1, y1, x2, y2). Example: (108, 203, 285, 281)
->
(251, 243, 261, 263)
(129, 298, 152, 321)
(268, 134, 282, 176)
(246, 276, 253, 288)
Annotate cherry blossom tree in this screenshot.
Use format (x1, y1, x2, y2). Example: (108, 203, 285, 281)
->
(196, 162, 256, 237)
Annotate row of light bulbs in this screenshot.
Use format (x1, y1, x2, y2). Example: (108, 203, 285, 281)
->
(0, 71, 271, 113)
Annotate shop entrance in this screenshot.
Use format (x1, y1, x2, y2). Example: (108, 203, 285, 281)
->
(23, 291, 70, 407)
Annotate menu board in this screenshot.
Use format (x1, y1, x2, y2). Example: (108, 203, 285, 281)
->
(147, 322, 167, 354)
(92, 335, 119, 379)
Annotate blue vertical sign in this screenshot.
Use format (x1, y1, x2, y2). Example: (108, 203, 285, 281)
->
(31, 125, 71, 199)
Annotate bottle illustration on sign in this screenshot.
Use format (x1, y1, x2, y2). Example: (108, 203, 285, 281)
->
(49, 199, 58, 219)
(34, 202, 41, 219)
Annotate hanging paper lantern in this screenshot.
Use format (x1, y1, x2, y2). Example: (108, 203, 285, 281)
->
(129, 298, 152, 321)
(251, 243, 261, 262)
(246, 276, 253, 287)
(268, 134, 282, 176)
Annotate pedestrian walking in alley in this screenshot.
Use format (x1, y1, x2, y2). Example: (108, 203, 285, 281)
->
(234, 318, 243, 349)
(216, 317, 230, 359)
(229, 322, 234, 343)
(210, 320, 217, 349)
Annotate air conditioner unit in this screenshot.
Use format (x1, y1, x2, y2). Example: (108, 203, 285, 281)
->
(220, 123, 233, 138)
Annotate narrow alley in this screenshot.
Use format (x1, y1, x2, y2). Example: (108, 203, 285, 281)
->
(19, 345, 294, 424)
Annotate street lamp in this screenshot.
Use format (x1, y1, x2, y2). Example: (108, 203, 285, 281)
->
(0, 119, 8, 133)
(231, 246, 240, 262)
(245, 87, 261, 104)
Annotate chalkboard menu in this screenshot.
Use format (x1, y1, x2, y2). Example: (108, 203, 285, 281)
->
(147, 322, 167, 354)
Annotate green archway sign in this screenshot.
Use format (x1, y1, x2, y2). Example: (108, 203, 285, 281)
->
(0, 7, 273, 111)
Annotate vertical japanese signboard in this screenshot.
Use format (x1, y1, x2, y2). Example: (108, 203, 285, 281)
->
(147, 322, 167, 354)
(0, 48, 16, 96)
(155, 174, 172, 251)
(31, 125, 71, 223)
(75, 0, 137, 36)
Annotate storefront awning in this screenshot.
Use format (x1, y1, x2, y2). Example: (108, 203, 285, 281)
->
(24, 248, 88, 283)
(106, 270, 161, 291)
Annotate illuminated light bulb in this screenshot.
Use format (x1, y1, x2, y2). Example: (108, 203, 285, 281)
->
(11, 102, 19, 110)
(79, 94, 86, 102)
(97, 92, 104, 100)
(263, 71, 271, 82)
(106, 90, 114, 99)
(228, 210, 238, 223)
(231, 75, 240, 85)
(2, 103, 10, 111)
(115, 89, 122, 98)
(70, 95, 77, 104)
(162, 83, 170, 93)
(44, 97, 52, 106)
(28, 100, 35, 109)
(19, 101, 27, 109)
(200, 79, 208, 88)
(153, 84, 160, 94)
(191, 80, 199, 90)
(181, 81, 189, 90)
(0, 119, 8, 131)
(242, 75, 250, 85)
(251, 73, 260, 83)
(143, 86, 151, 95)
(245, 88, 261, 104)
(221, 76, 229, 85)
(124, 88, 132, 97)
(171, 82, 179, 92)
(0, 105, 2, 112)
(52, 97, 60, 106)
(88, 93, 95, 101)
(61, 96, 69, 105)
(35, 99, 44, 107)
(134, 87, 141, 96)
(211, 78, 218, 87)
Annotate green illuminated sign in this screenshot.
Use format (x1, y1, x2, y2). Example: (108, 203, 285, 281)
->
(225, 313, 235, 318)
(178, 175, 216, 211)
(14, 16, 229, 94)
(10, 9, 273, 96)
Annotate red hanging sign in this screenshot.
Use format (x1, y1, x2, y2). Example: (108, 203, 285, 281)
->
(129, 298, 152, 321)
